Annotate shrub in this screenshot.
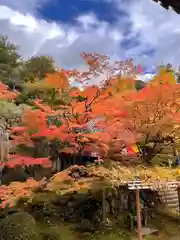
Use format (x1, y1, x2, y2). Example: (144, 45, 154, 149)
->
(0, 211, 42, 240)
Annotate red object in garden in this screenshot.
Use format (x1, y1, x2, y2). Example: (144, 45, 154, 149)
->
(0, 155, 52, 168)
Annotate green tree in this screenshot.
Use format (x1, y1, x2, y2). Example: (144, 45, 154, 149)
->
(19, 55, 57, 82)
(15, 79, 71, 107)
(0, 36, 21, 88)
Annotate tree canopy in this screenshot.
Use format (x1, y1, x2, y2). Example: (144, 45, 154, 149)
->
(0, 36, 57, 90)
(0, 36, 179, 212)
(19, 56, 57, 82)
(0, 36, 21, 88)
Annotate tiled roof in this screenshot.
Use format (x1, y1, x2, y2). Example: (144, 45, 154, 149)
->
(153, 0, 180, 14)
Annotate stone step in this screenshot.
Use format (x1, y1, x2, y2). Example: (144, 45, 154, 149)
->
(162, 197, 178, 201)
(161, 192, 178, 196)
(159, 189, 177, 193)
(162, 202, 179, 206)
(162, 202, 178, 206)
(164, 202, 179, 206)
(135, 227, 159, 236)
(160, 193, 178, 197)
(165, 198, 178, 202)
(158, 187, 179, 210)
(159, 190, 177, 194)
(167, 203, 178, 206)
(160, 194, 178, 199)
(164, 201, 179, 206)
(164, 194, 178, 198)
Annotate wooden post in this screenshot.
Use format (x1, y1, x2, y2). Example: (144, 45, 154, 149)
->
(128, 179, 150, 239)
(136, 189, 143, 240)
(168, 159, 172, 168)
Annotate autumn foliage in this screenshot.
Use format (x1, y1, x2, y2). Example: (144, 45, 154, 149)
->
(0, 53, 180, 208)
(0, 178, 41, 208)
(0, 82, 18, 100)
(0, 155, 51, 168)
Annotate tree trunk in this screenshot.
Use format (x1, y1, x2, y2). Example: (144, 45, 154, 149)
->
(102, 187, 106, 224)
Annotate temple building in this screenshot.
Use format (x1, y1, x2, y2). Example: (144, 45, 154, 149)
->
(153, 0, 180, 14)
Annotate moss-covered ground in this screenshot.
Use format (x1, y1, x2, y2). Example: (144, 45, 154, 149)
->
(35, 212, 180, 240)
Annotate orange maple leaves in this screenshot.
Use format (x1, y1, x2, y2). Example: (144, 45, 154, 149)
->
(1, 53, 180, 209)
(121, 80, 180, 153)
(0, 179, 41, 208)
(0, 155, 51, 168)
(46, 72, 69, 90)
(10, 59, 139, 159)
(22, 109, 47, 130)
(0, 81, 18, 100)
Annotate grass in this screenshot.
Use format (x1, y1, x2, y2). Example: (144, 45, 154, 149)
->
(79, 227, 131, 240)
(37, 218, 78, 240)
(143, 213, 180, 240)
(36, 216, 132, 240)
(34, 209, 180, 240)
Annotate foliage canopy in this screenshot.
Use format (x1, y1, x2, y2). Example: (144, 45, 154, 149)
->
(0, 43, 179, 210)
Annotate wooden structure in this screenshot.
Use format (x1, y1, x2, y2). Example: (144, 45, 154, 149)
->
(153, 0, 180, 14)
(128, 179, 151, 240)
(158, 180, 180, 212)
(127, 179, 180, 239)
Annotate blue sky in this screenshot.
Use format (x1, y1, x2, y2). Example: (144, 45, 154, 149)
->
(39, 0, 120, 23)
(0, 0, 180, 73)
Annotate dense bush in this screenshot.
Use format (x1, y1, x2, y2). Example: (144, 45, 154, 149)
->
(0, 212, 42, 240)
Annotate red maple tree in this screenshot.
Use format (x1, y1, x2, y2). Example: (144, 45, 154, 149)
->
(9, 55, 139, 167)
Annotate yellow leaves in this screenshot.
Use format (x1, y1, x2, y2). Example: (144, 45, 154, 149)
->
(137, 166, 179, 182)
(46, 166, 92, 194)
(23, 79, 53, 92)
(150, 69, 176, 86)
(2, 163, 180, 208)
(88, 164, 180, 187)
(0, 179, 41, 208)
(175, 169, 180, 175)
(47, 172, 73, 192)
(73, 179, 92, 192)
(102, 76, 136, 96)
(114, 76, 136, 93)
(50, 171, 72, 184)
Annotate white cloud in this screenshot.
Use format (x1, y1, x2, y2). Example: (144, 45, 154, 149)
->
(76, 12, 99, 30)
(116, 0, 180, 68)
(0, 4, 123, 68)
(0, 0, 180, 72)
(136, 73, 156, 82)
(0, 0, 50, 14)
(0, 6, 67, 59)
